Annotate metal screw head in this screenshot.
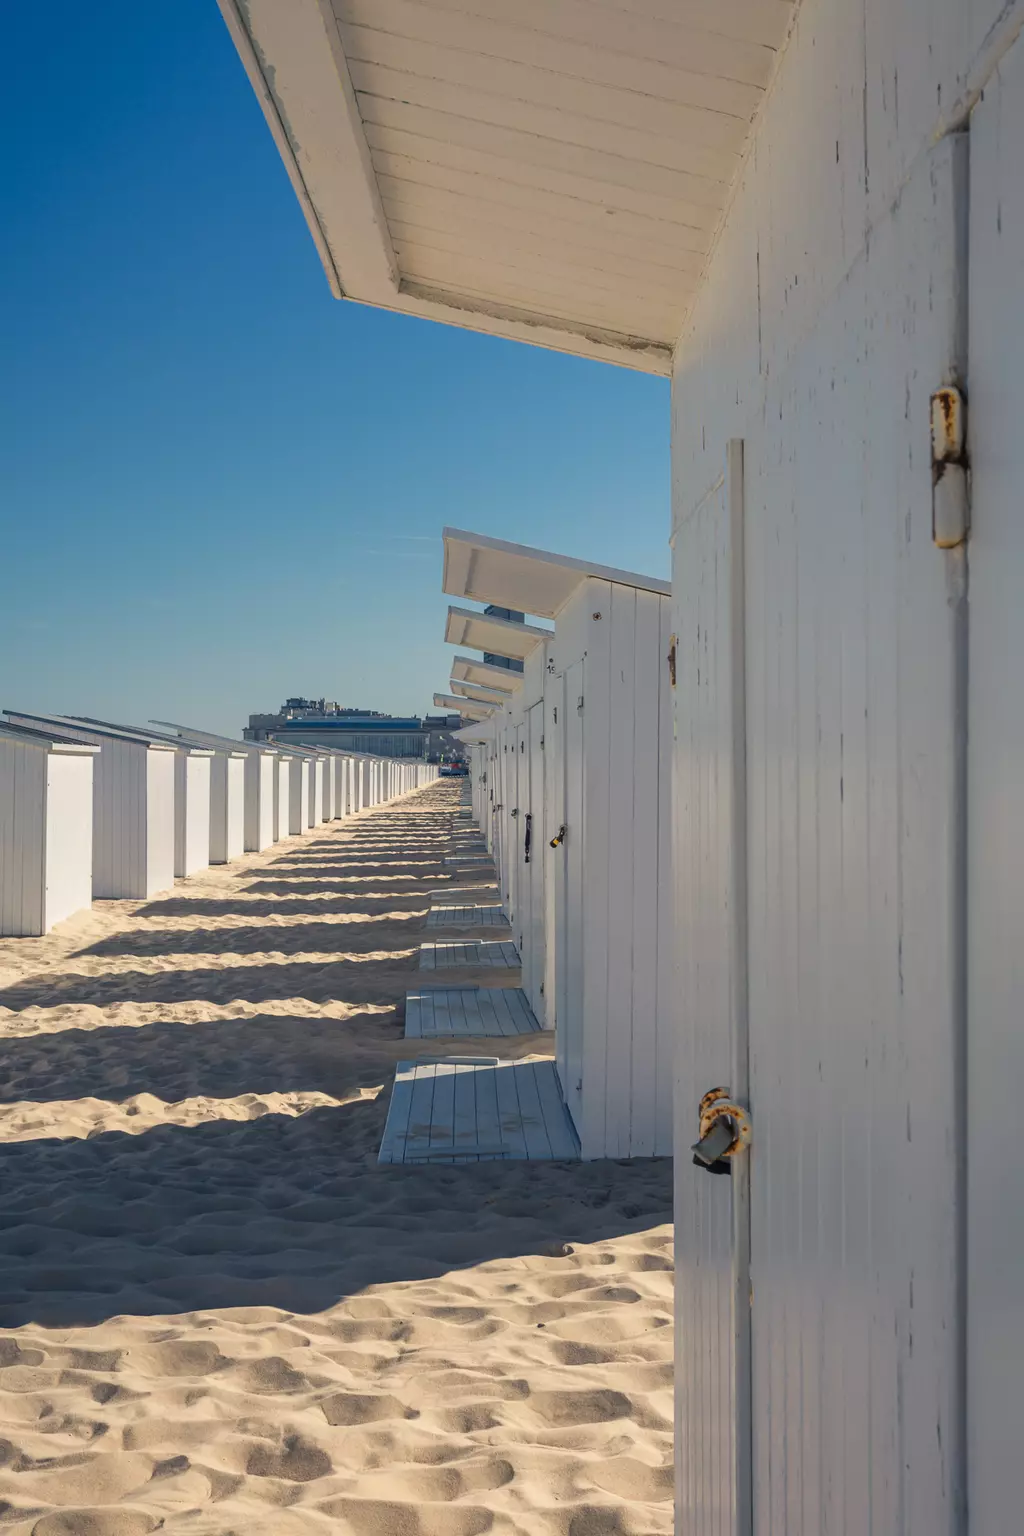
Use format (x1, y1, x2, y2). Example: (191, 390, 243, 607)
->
(592, 611, 602, 620)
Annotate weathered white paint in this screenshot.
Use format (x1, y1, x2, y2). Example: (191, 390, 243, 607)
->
(4, 712, 177, 900)
(0, 724, 98, 936)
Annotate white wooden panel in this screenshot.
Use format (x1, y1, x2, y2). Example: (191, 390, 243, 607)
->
(174, 754, 211, 879)
(672, 465, 742, 1536)
(626, 587, 662, 1159)
(338, 1, 760, 136)
(352, 65, 744, 186)
(604, 583, 636, 1161)
(43, 754, 94, 931)
(556, 659, 585, 1137)
(671, 1, 975, 1507)
(289, 759, 311, 835)
(346, 27, 763, 148)
(145, 749, 176, 899)
(226, 756, 246, 858)
(0, 742, 44, 936)
(209, 756, 232, 863)
(967, 37, 1024, 1536)
(274, 757, 291, 840)
(377, 168, 715, 259)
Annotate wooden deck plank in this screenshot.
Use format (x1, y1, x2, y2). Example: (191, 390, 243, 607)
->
(452, 1060, 483, 1161)
(493, 1058, 530, 1160)
(406, 1059, 437, 1156)
(405, 994, 423, 1039)
(430, 1059, 457, 1162)
(378, 1060, 418, 1164)
(511, 1061, 553, 1161)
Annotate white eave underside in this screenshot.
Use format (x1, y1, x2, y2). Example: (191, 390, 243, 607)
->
(445, 604, 552, 660)
(443, 525, 669, 617)
(218, 0, 797, 374)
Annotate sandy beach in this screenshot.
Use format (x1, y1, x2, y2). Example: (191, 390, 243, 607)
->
(0, 783, 672, 1535)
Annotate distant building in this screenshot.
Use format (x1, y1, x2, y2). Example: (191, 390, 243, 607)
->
(244, 700, 463, 759)
(482, 605, 525, 672)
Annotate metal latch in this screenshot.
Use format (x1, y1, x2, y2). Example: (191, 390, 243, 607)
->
(550, 824, 566, 848)
(667, 635, 677, 687)
(524, 812, 532, 863)
(931, 385, 970, 548)
(691, 1087, 752, 1176)
(510, 807, 519, 818)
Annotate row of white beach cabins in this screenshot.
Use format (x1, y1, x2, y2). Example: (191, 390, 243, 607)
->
(0, 711, 438, 937)
(431, 527, 672, 1167)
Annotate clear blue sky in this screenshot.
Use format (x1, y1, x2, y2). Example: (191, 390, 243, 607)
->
(0, 0, 669, 737)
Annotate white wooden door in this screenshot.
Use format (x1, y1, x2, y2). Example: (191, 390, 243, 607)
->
(967, 47, 1024, 1536)
(675, 135, 969, 1536)
(673, 443, 750, 1536)
(554, 659, 585, 1131)
(525, 699, 546, 1023)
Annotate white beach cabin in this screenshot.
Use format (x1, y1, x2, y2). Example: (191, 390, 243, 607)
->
(69, 718, 213, 881)
(271, 745, 312, 837)
(444, 530, 673, 1162)
(4, 710, 178, 900)
(432, 694, 492, 724)
(0, 722, 99, 936)
(219, 3, 1024, 1526)
(153, 722, 278, 854)
(444, 608, 547, 957)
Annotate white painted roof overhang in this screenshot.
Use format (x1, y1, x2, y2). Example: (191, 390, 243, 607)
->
(4, 711, 201, 754)
(450, 678, 514, 705)
(454, 723, 492, 744)
(443, 525, 670, 617)
(217, 0, 797, 374)
(0, 722, 100, 754)
(451, 654, 523, 690)
(151, 720, 272, 756)
(445, 604, 551, 660)
(433, 692, 494, 719)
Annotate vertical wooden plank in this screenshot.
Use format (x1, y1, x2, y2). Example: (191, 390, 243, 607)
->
(628, 586, 661, 1158)
(493, 1059, 528, 1159)
(654, 591, 674, 1156)
(604, 582, 636, 1159)
(968, 53, 1024, 1536)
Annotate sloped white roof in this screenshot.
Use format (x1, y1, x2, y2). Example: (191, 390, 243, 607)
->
(216, 0, 797, 372)
(151, 720, 274, 756)
(445, 605, 551, 661)
(450, 679, 514, 705)
(450, 654, 524, 691)
(443, 526, 669, 618)
(433, 692, 494, 720)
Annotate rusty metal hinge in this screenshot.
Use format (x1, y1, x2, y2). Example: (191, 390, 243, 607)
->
(931, 386, 970, 548)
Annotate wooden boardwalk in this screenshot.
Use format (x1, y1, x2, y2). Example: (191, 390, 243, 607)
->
(419, 939, 519, 970)
(426, 903, 510, 929)
(378, 1057, 580, 1163)
(405, 987, 542, 1039)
